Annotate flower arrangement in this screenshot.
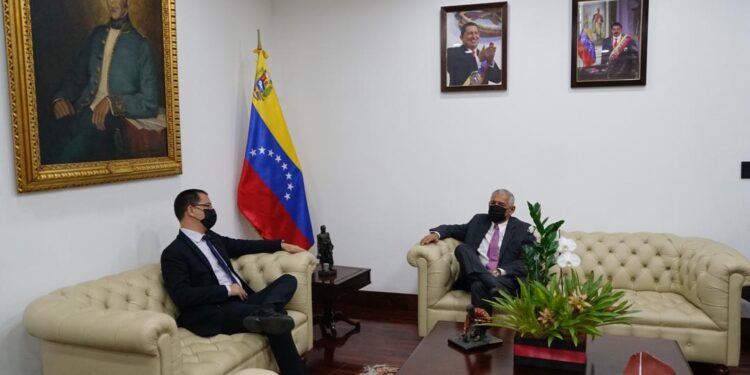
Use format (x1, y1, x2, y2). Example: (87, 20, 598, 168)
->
(486, 202, 633, 347)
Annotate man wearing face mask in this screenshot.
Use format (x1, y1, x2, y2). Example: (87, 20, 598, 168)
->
(161, 189, 308, 375)
(419, 189, 535, 313)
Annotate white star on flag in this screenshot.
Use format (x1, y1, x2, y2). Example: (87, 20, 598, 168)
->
(281, 163, 288, 170)
(285, 173, 292, 180)
(275, 156, 281, 162)
(284, 193, 291, 200)
(287, 183, 294, 190)
(268, 150, 275, 157)
(250, 149, 257, 157)
(259, 146, 266, 155)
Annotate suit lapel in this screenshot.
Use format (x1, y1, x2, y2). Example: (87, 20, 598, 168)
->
(177, 230, 215, 275)
(498, 217, 517, 264)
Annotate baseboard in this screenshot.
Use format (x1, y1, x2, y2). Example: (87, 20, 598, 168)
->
(346, 291, 418, 312)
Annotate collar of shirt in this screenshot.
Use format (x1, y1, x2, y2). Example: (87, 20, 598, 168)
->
(181, 228, 207, 244)
(491, 220, 509, 231)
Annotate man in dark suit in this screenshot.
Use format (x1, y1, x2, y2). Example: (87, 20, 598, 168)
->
(446, 22, 501, 86)
(161, 189, 307, 375)
(600, 22, 639, 79)
(420, 189, 535, 313)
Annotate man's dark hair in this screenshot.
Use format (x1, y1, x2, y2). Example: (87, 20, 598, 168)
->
(460, 22, 479, 37)
(174, 189, 207, 220)
(611, 22, 623, 29)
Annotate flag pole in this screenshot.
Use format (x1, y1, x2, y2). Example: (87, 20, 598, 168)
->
(257, 29, 262, 51)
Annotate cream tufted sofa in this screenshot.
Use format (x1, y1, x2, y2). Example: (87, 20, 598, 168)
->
(24, 251, 316, 375)
(407, 232, 750, 366)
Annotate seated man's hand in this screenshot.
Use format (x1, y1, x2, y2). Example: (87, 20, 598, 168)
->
(420, 232, 439, 245)
(92, 98, 111, 131)
(229, 283, 248, 300)
(53, 99, 76, 119)
(281, 243, 306, 253)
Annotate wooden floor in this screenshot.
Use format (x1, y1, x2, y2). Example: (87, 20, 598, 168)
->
(305, 299, 750, 375)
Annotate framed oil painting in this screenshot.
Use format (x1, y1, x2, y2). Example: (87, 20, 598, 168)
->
(571, 0, 649, 87)
(441, 2, 507, 92)
(3, 0, 181, 192)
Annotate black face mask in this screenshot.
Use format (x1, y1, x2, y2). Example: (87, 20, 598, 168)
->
(200, 208, 217, 230)
(488, 205, 507, 223)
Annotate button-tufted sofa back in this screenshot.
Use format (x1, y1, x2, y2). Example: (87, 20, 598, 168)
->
(52, 264, 178, 316)
(566, 232, 681, 293)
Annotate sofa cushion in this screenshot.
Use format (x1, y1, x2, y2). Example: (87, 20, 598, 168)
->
(618, 290, 719, 330)
(180, 311, 307, 375)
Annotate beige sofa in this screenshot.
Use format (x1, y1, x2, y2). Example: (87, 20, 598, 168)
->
(24, 251, 317, 375)
(407, 232, 750, 366)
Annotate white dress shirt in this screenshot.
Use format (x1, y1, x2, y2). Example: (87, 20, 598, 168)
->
(477, 220, 508, 273)
(90, 28, 121, 111)
(181, 228, 238, 295)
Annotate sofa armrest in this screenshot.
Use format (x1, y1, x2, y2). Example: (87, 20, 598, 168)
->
(676, 237, 750, 330)
(24, 295, 177, 355)
(234, 251, 317, 350)
(407, 239, 460, 335)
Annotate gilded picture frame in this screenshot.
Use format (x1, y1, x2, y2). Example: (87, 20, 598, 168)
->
(3, 0, 181, 192)
(440, 2, 507, 92)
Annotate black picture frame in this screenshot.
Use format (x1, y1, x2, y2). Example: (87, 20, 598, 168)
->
(571, 0, 649, 88)
(441, 2, 507, 92)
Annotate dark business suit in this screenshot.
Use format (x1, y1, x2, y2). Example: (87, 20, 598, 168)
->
(446, 46, 502, 86)
(601, 35, 639, 79)
(161, 230, 304, 375)
(431, 215, 534, 311)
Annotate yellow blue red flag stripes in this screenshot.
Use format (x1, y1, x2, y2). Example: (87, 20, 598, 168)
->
(237, 49, 313, 248)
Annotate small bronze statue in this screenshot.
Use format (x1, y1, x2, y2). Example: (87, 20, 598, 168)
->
(317, 225, 336, 277)
(448, 304, 503, 351)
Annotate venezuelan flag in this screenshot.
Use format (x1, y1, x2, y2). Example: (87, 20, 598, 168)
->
(237, 49, 313, 249)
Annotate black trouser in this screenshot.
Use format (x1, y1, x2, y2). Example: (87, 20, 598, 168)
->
(454, 244, 516, 313)
(219, 274, 306, 375)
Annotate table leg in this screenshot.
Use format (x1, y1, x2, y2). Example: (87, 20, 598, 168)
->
(318, 296, 337, 338)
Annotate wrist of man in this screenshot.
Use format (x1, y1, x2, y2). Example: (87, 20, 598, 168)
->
(225, 285, 232, 296)
(497, 267, 506, 276)
(430, 231, 441, 239)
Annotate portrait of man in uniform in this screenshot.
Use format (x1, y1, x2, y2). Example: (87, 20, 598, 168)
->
(31, 0, 169, 164)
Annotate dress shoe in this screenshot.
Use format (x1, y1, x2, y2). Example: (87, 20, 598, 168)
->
(242, 310, 294, 335)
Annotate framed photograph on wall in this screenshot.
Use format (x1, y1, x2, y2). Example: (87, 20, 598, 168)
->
(3, 0, 181, 192)
(441, 2, 507, 92)
(571, 0, 649, 87)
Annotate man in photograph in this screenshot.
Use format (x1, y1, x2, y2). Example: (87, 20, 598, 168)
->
(592, 8, 604, 40)
(446, 22, 501, 86)
(47, 0, 158, 163)
(601, 22, 640, 79)
(419, 189, 535, 314)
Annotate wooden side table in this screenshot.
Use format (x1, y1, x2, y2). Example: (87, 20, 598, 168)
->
(312, 264, 371, 338)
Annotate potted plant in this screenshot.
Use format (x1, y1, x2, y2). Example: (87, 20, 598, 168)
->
(486, 202, 633, 371)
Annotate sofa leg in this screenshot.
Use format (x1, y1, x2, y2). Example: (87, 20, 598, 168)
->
(713, 364, 729, 374)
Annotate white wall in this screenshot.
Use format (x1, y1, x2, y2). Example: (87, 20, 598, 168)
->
(268, 0, 750, 294)
(2, 0, 750, 373)
(0, 1, 273, 374)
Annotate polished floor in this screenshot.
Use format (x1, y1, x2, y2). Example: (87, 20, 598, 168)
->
(305, 300, 750, 375)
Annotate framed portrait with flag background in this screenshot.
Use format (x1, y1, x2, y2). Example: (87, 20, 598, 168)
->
(571, 0, 649, 87)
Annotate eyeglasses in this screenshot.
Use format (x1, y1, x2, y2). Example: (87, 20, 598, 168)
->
(192, 203, 213, 210)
